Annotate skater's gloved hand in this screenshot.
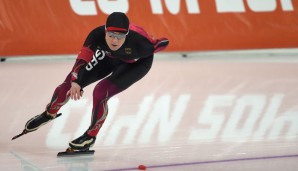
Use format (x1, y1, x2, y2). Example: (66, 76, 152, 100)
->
(67, 82, 84, 101)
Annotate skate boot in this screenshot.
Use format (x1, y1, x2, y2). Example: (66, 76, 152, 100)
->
(69, 133, 96, 151)
(12, 111, 62, 140)
(25, 111, 61, 132)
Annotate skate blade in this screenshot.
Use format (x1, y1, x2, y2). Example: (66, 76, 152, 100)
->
(57, 148, 95, 157)
(11, 130, 29, 140)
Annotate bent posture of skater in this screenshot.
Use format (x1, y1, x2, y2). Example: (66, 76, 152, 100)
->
(13, 12, 169, 152)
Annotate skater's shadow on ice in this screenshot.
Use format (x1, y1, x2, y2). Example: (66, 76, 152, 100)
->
(10, 151, 42, 171)
(57, 156, 94, 171)
(10, 151, 94, 171)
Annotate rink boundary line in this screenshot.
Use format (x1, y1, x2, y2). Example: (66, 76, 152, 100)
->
(107, 154, 298, 171)
(2, 48, 298, 63)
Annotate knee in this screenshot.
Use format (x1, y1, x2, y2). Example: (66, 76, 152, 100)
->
(93, 79, 120, 102)
(93, 84, 107, 102)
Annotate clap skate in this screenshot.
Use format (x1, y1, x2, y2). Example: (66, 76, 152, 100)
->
(12, 111, 62, 140)
(57, 133, 96, 157)
(57, 147, 95, 157)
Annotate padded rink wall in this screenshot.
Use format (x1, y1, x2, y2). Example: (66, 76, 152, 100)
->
(1, 0, 298, 56)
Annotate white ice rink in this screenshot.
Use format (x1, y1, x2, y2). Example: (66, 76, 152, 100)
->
(1, 50, 298, 171)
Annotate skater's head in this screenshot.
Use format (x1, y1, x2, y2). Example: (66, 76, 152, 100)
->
(106, 12, 129, 33)
(105, 12, 129, 51)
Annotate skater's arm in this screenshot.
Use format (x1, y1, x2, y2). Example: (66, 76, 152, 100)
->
(129, 24, 169, 58)
(69, 27, 103, 100)
(68, 59, 86, 101)
(69, 48, 93, 100)
(69, 59, 85, 101)
(69, 50, 91, 100)
(71, 27, 102, 82)
(70, 59, 87, 82)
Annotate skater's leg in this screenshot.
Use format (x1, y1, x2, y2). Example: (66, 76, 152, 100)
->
(23, 59, 112, 135)
(69, 56, 153, 149)
(46, 73, 72, 115)
(25, 70, 99, 132)
(69, 79, 119, 150)
(87, 79, 120, 136)
(24, 74, 72, 131)
(88, 56, 153, 136)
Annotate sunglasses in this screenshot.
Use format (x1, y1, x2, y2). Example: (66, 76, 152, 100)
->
(106, 31, 128, 40)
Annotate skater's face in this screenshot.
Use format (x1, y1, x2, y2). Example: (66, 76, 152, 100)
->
(105, 31, 127, 51)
